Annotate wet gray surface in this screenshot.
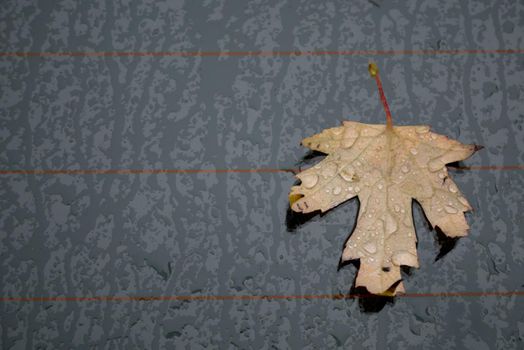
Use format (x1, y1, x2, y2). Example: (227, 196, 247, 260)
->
(1, 0, 524, 348)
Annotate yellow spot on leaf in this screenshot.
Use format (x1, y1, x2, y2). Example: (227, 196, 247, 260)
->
(289, 193, 303, 208)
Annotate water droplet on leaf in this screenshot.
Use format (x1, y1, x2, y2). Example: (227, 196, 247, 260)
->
(340, 166, 357, 182)
(321, 163, 337, 178)
(428, 159, 445, 172)
(331, 127, 344, 135)
(444, 205, 458, 214)
(301, 174, 318, 188)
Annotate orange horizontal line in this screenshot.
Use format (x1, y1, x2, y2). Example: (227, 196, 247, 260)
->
(1, 49, 523, 58)
(1, 290, 523, 302)
(0, 165, 521, 176)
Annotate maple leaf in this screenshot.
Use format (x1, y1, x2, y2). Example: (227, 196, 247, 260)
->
(289, 63, 480, 295)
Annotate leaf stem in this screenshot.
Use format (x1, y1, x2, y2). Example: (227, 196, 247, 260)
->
(369, 62, 393, 129)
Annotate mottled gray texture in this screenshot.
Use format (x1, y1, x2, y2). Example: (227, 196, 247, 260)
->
(1, 0, 524, 349)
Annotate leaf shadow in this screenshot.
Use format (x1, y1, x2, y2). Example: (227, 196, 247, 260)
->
(292, 150, 326, 174)
(347, 274, 396, 313)
(412, 199, 460, 262)
(297, 150, 325, 166)
(285, 206, 318, 233)
(401, 266, 413, 276)
(447, 161, 466, 174)
(357, 293, 395, 313)
(434, 227, 459, 262)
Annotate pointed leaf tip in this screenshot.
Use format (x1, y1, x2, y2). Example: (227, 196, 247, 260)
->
(473, 144, 484, 152)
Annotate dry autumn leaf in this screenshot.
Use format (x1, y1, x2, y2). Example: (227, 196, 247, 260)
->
(289, 63, 480, 295)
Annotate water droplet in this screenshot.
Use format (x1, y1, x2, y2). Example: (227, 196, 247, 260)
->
(448, 183, 458, 193)
(340, 166, 357, 182)
(428, 159, 445, 172)
(410, 148, 418, 155)
(438, 172, 446, 179)
(331, 127, 344, 135)
(341, 138, 355, 148)
(401, 165, 409, 173)
(444, 205, 458, 214)
(344, 127, 359, 138)
(355, 161, 362, 167)
(321, 163, 337, 178)
(333, 186, 342, 195)
(325, 189, 330, 194)
(354, 186, 361, 193)
(347, 186, 353, 192)
(314, 164, 321, 169)
(301, 174, 318, 188)
(377, 183, 384, 190)
(341, 128, 358, 148)
(394, 204, 400, 213)
(368, 257, 375, 263)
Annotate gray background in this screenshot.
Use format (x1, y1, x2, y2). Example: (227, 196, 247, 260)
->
(1, 0, 524, 348)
